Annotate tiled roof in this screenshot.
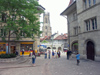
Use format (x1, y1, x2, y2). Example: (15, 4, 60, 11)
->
(54, 34, 68, 40)
(40, 33, 68, 41)
(40, 36, 51, 42)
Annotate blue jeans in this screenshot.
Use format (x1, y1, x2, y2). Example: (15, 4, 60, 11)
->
(45, 54, 47, 59)
(32, 58, 36, 64)
(67, 55, 69, 60)
(48, 54, 50, 59)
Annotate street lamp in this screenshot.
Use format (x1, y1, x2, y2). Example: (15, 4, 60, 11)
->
(51, 35, 54, 52)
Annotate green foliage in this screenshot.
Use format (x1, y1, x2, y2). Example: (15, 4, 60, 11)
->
(41, 40, 48, 43)
(0, 0, 44, 40)
(0, 53, 16, 58)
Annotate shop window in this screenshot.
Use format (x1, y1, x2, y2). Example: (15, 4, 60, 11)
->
(21, 44, 33, 51)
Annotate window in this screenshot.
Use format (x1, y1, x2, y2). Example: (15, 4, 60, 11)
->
(21, 30, 25, 36)
(73, 13, 77, 20)
(21, 16, 25, 20)
(45, 26, 47, 29)
(93, 0, 96, 5)
(11, 14, 16, 21)
(74, 27, 78, 35)
(45, 18, 47, 23)
(0, 29, 3, 36)
(91, 18, 97, 30)
(45, 33, 47, 35)
(2, 13, 6, 22)
(85, 20, 90, 31)
(89, 0, 91, 7)
(85, 17, 97, 31)
(83, 0, 87, 9)
(0, 29, 6, 36)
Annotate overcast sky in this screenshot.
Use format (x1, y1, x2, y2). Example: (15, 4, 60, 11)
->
(39, 0, 70, 34)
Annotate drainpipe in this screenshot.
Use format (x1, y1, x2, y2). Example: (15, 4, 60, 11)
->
(62, 16, 70, 50)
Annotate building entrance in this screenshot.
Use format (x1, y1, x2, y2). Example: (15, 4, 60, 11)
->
(86, 41, 95, 60)
(10, 46, 16, 54)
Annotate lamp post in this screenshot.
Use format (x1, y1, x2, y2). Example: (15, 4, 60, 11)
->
(51, 35, 54, 52)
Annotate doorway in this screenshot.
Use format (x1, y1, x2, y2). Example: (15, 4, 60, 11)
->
(10, 46, 16, 54)
(86, 41, 95, 60)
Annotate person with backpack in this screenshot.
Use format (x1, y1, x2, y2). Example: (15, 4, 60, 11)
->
(32, 50, 36, 66)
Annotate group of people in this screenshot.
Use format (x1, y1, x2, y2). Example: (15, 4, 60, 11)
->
(21, 48, 80, 67)
(31, 49, 80, 67)
(44, 50, 61, 59)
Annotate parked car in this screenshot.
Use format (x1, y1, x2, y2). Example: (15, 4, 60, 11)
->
(63, 48, 68, 52)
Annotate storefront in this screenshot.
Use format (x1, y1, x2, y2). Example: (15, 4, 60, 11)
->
(20, 42, 34, 55)
(0, 42, 6, 54)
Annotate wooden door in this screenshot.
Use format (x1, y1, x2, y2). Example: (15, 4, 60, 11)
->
(87, 41, 95, 60)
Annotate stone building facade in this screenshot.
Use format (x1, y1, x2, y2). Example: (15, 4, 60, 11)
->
(61, 0, 100, 61)
(42, 12, 52, 37)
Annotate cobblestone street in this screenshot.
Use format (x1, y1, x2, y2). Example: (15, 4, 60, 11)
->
(0, 53, 100, 75)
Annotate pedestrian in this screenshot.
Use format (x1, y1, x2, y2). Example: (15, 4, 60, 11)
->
(57, 50, 61, 58)
(67, 50, 72, 60)
(22, 49, 24, 57)
(67, 50, 70, 59)
(15, 50, 18, 56)
(48, 50, 51, 59)
(52, 51, 55, 58)
(76, 52, 80, 66)
(29, 52, 32, 57)
(54, 51, 57, 58)
(32, 50, 36, 66)
(44, 51, 47, 59)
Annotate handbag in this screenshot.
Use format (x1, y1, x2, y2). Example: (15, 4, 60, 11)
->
(32, 55, 35, 58)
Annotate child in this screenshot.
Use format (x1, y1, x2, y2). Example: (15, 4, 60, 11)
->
(76, 52, 80, 66)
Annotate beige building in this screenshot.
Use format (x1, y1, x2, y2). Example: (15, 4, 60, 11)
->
(42, 12, 52, 37)
(61, 0, 100, 61)
(0, 5, 45, 55)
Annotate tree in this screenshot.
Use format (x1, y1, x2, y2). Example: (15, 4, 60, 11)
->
(41, 40, 49, 43)
(0, 0, 44, 54)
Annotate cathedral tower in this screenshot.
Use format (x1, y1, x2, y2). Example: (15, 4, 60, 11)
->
(42, 12, 52, 37)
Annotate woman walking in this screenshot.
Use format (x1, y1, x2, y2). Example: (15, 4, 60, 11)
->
(32, 50, 36, 66)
